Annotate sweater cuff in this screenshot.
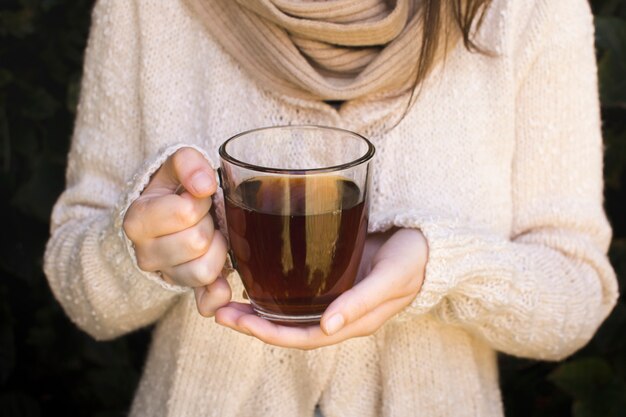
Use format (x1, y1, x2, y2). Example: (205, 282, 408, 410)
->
(112, 143, 227, 293)
(371, 210, 510, 320)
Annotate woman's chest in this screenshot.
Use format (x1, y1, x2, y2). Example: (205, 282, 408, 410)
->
(140, 28, 516, 235)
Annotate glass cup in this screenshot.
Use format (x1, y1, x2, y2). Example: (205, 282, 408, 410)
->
(219, 125, 375, 325)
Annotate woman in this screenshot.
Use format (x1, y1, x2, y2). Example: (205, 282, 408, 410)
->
(44, 0, 618, 416)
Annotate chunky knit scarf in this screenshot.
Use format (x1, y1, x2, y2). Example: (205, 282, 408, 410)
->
(182, 0, 457, 101)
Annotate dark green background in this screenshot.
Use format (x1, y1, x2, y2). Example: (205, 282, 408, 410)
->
(1, 0, 625, 416)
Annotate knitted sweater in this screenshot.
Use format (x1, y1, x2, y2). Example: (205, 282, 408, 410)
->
(44, 0, 619, 416)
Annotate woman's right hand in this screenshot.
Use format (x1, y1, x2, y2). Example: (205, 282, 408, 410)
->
(123, 147, 231, 317)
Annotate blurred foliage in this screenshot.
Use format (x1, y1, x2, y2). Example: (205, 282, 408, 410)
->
(0, 0, 624, 416)
(1, 1, 147, 416)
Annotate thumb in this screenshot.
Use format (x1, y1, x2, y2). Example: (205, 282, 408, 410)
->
(320, 260, 396, 336)
(148, 147, 217, 198)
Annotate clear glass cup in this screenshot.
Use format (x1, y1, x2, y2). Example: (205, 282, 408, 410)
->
(219, 125, 375, 325)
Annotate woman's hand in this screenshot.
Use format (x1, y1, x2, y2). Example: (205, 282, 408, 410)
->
(123, 147, 231, 317)
(215, 228, 428, 349)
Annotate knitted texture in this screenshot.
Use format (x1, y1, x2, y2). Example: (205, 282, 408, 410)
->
(180, 0, 459, 100)
(43, 0, 618, 416)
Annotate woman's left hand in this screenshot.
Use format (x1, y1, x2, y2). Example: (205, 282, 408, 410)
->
(215, 228, 428, 349)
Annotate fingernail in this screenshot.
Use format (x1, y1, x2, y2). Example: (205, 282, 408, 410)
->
(191, 171, 214, 194)
(324, 314, 344, 335)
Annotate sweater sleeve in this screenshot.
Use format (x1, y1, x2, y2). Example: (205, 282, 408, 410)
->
(43, 0, 200, 341)
(395, 0, 619, 360)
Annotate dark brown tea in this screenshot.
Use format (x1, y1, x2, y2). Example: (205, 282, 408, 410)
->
(224, 176, 368, 321)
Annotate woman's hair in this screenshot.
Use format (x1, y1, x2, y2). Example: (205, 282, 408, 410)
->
(414, 0, 492, 92)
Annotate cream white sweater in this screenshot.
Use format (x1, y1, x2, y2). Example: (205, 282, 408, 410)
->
(44, 0, 619, 416)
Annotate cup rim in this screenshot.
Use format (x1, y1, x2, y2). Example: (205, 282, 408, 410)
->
(218, 125, 375, 174)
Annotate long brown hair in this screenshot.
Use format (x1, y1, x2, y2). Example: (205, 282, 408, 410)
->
(412, 0, 492, 97)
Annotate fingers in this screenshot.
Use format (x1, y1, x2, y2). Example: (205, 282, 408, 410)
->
(215, 304, 324, 345)
(146, 147, 217, 198)
(135, 214, 215, 271)
(341, 295, 415, 337)
(215, 229, 429, 348)
(160, 231, 228, 287)
(319, 259, 408, 336)
(125, 191, 212, 241)
(194, 276, 232, 317)
(214, 305, 332, 349)
(215, 296, 411, 349)
(319, 229, 428, 336)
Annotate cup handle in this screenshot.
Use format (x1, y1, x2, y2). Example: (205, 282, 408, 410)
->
(216, 167, 223, 188)
(216, 166, 238, 271)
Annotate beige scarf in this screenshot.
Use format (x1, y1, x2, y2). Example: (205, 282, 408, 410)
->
(182, 0, 459, 101)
